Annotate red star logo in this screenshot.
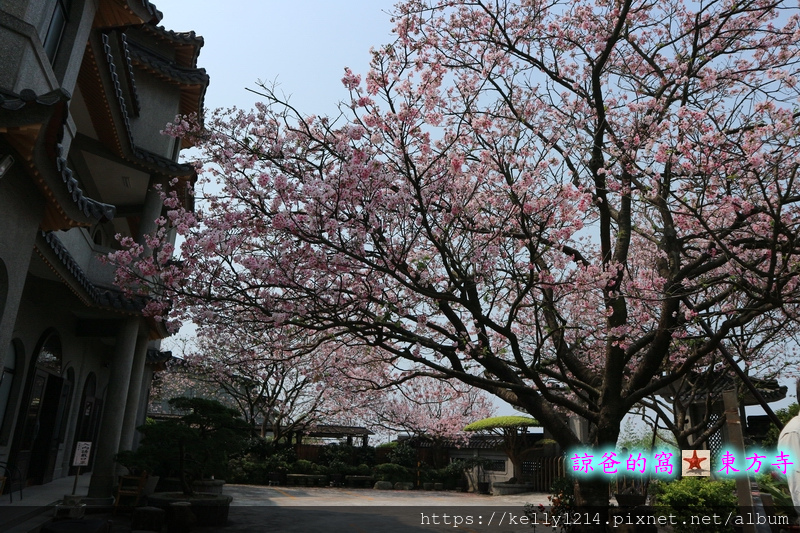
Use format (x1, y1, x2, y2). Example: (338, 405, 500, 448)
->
(683, 450, 707, 470)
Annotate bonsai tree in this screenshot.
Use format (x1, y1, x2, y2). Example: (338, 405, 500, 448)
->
(463, 416, 540, 482)
(134, 397, 250, 495)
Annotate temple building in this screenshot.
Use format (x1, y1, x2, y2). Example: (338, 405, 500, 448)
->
(0, 0, 207, 498)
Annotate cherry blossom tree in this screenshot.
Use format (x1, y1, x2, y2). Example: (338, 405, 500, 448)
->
(113, 0, 800, 515)
(346, 373, 495, 441)
(153, 325, 493, 444)
(165, 331, 345, 442)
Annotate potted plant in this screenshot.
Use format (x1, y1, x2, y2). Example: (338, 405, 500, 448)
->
(463, 457, 493, 493)
(136, 397, 250, 526)
(114, 449, 160, 496)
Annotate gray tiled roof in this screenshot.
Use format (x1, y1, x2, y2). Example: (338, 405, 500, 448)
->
(136, 0, 162, 22)
(100, 34, 198, 177)
(127, 43, 209, 85)
(56, 144, 116, 222)
(663, 370, 787, 406)
(149, 25, 204, 47)
(146, 349, 173, 364)
(306, 425, 375, 437)
(0, 87, 67, 110)
(42, 231, 148, 313)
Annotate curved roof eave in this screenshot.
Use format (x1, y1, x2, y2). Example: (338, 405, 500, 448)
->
(128, 44, 209, 86)
(38, 230, 145, 313)
(94, 0, 162, 29)
(38, 230, 171, 339)
(144, 25, 205, 67)
(126, 43, 208, 125)
(130, 0, 163, 23)
(88, 34, 199, 179)
(0, 88, 116, 229)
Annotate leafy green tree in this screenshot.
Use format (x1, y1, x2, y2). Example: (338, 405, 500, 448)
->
(464, 416, 540, 481)
(135, 397, 250, 495)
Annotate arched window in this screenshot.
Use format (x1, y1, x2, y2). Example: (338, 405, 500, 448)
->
(36, 334, 62, 375)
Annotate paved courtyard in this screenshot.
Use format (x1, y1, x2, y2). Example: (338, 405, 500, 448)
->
(0, 475, 553, 533)
(226, 483, 549, 506)
(210, 484, 553, 532)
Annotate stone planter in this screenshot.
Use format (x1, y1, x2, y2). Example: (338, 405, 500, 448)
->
(62, 495, 83, 506)
(491, 482, 536, 495)
(55, 494, 86, 520)
(148, 492, 233, 527)
(268, 472, 287, 486)
(193, 479, 225, 495)
(54, 500, 86, 520)
(132, 506, 166, 532)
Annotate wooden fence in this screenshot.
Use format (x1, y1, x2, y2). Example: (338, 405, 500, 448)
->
(296, 444, 323, 462)
(521, 455, 566, 492)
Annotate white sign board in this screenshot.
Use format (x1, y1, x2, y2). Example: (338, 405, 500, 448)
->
(72, 441, 92, 467)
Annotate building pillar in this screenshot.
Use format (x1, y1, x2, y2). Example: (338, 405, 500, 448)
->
(132, 362, 157, 450)
(118, 333, 149, 451)
(139, 178, 164, 248)
(88, 316, 140, 498)
(0, 163, 43, 370)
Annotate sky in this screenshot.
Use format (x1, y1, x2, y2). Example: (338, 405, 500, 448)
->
(159, 0, 399, 116)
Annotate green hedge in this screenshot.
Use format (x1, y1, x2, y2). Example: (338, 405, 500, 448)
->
(654, 477, 736, 533)
(374, 463, 412, 484)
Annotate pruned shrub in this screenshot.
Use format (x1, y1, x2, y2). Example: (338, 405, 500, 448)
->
(374, 463, 412, 484)
(655, 477, 736, 533)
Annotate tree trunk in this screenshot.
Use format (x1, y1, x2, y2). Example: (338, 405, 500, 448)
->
(510, 457, 522, 482)
(573, 476, 609, 533)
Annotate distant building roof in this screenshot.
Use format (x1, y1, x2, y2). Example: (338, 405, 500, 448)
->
(146, 349, 172, 364)
(306, 425, 374, 438)
(659, 370, 787, 406)
(407, 433, 544, 450)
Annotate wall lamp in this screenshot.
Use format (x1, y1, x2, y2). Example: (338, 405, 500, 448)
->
(0, 155, 14, 179)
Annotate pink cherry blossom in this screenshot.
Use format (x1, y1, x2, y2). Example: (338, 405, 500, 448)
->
(111, 0, 800, 512)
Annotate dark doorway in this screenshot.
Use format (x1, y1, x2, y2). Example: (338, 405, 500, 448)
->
(10, 332, 66, 486)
